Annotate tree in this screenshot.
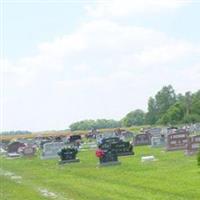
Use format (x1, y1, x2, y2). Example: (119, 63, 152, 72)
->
(69, 119, 121, 131)
(159, 102, 184, 125)
(122, 109, 145, 127)
(155, 85, 176, 120)
(145, 97, 157, 125)
(146, 85, 176, 125)
(191, 90, 200, 116)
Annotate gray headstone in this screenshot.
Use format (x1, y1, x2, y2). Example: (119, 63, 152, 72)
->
(41, 142, 65, 159)
(151, 136, 165, 148)
(147, 128, 162, 137)
(22, 146, 36, 156)
(186, 135, 200, 155)
(134, 133, 151, 146)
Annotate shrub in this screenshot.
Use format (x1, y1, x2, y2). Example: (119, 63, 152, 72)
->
(198, 149, 200, 167)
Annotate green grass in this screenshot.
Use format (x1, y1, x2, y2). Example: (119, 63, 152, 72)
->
(0, 146, 199, 200)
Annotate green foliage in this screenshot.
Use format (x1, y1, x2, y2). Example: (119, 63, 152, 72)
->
(159, 102, 184, 125)
(182, 114, 200, 124)
(122, 109, 145, 127)
(146, 85, 176, 125)
(198, 149, 200, 166)
(155, 85, 176, 118)
(145, 97, 158, 125)
(146, 87, 200, 125)
(70, 119, 121, 131)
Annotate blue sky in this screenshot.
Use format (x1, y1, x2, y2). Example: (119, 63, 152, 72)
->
(1, 0, 200, 131)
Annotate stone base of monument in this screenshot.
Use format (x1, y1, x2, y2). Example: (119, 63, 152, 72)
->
(59, 158, 80, 165)
(98, 161, 121, 167)
(117, 152, 134, 156)
(7, 153, 21, 158)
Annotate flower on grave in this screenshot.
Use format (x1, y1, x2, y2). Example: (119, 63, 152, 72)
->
(95, 149, 105, 158)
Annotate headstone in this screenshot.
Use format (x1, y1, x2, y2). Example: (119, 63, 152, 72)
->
(98, 137, 133, 156)
(121, 131, 134, 140)
(146, 128, 162, 137)
(69, 135, 81, 143)
(96, 132, 116, 143)
(17, 138, 36, 146)
(96, 148, 120, 166)
(7, 142, 26, 154)
(166, 131, 189, 151)
(41, 142, 65, 159)
(110, 141, 133, 156)
(21, 146, 36, 156)
(151, 136, 165, 148)
(134, 133, 151, 146)
(40, 140, 52, 149)
(58, 147, 79, 164)
(186, 135, 200, 155)
(166, 127, 178, 135)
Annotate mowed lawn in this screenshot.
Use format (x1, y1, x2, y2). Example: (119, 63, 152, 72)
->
(0, 146, 199, 200)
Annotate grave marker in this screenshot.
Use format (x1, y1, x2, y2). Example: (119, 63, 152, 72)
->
(22, 146, 36, 156)
(166, 131, 188, 151)
(96, 148, 120, 166)
(134, 133, 151, 146)
(7, 142, 26, 154)
(98, 137, 133, 156)
(186, 135, 200, 155)
(58, 147, 79, 164)
(41, 142, 65, 159)
(151, 136, 165, 148)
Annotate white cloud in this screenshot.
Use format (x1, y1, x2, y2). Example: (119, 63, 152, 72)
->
(2, 6, 199, 130)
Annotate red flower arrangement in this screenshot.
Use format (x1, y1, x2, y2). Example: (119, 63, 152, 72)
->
(95, 149, 105, 158)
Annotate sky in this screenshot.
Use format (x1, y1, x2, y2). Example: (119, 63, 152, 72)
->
(1, 0, 200, 132)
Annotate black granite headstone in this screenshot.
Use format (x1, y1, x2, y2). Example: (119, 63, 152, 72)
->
(58, 147, 80, 164)
(96, 148, 120, 166)
(98, 137, 133, 156)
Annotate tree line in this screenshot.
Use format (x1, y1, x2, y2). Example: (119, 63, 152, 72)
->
(69, 85, 200, 131)
(0, 130, 32, 135)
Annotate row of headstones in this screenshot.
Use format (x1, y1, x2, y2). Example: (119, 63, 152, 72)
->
(58, 136, 135, 166)
(1, 136, 134, 166)
(2, 142, 37, 157)
(0, 134, 82, 158)
(134, 130, 200, 155)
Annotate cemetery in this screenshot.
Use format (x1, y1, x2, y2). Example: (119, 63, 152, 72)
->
(1, 127, 200, 200)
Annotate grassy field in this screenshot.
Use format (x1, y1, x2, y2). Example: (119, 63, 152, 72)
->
(0, 146, 199, 200)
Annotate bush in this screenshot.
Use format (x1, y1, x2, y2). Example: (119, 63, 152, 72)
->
(198, 149, 200, 167)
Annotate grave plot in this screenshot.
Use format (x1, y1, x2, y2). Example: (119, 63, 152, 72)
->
(151, 136, 165, 148)
(58, 147, 80, 164)
(98, 137, 134, 156)
(166, 131, 189, 151)
(146, 128, 162, 137)
(7, 141, 26, 157)
(134, 133, 151, 146)
(186, 135, 200, 155)
(96, 148, 120, 166)
(21, 145, 36, 157)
